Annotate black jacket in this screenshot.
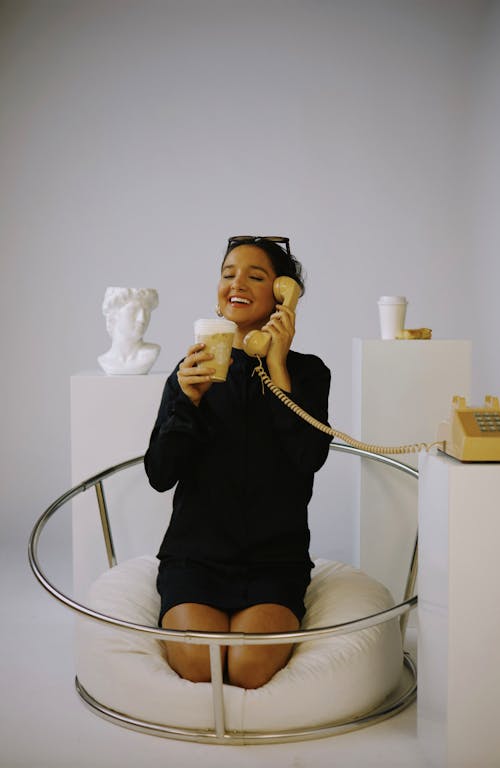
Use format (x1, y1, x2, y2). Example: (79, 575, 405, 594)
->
(144, 348, 331, 566)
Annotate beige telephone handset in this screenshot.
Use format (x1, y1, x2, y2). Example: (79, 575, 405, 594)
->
(243, 276, 301, 358)
(437, 395, 500, 461)
(243, 276, 442, 457)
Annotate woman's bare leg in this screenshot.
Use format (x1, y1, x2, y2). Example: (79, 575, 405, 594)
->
(161, 603, 229, 683)
(227, 603, 299, 689)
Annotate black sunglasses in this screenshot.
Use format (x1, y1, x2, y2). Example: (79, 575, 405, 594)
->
(227, 235, 291, 256)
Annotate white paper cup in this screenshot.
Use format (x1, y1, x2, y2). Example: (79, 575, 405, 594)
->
(377, 296, 408, 340)
(194, 318, 237, 382)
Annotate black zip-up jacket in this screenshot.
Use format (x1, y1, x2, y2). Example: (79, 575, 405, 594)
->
(144, 348, 331, 566)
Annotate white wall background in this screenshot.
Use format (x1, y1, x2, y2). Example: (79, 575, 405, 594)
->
(1, 0, 499, 569)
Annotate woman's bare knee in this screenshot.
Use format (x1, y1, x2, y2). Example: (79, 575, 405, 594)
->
(227, 649, 268, 689)
(160, 603, 229, 683)
(227, 604, 298, 688)
(228, 645, 294, 689)
(164, 643, 212, 683)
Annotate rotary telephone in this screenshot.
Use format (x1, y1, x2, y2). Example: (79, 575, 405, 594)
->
(242, 277, 500, 461)
(437, 396, 500, 462)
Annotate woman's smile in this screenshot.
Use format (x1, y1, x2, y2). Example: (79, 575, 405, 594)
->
(228, 295, 252, 306)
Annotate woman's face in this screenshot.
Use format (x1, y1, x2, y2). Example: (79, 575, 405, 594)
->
(218, 245, 277, 336)
(113, 300, 150, 341)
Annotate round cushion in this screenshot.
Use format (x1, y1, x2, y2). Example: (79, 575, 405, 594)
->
(76, 556, 403, 732)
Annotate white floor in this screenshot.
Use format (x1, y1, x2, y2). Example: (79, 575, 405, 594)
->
(2, 535, 432, 768)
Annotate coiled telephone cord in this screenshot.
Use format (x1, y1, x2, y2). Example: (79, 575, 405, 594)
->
(253, 362, 444, 457)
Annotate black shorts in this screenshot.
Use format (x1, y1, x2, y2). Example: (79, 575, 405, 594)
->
(156, 557, 312, 626)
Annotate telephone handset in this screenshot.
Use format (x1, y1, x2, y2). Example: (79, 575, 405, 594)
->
(437, 395, 500, 461)
(243, 276, 301, 358)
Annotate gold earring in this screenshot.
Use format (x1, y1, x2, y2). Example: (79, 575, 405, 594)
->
(215, 304, 223, 317)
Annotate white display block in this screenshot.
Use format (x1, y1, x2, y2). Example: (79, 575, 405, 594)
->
(418, 452, 500, 767)
(352, 340, 471, 601)
(71, 371, 170, 599)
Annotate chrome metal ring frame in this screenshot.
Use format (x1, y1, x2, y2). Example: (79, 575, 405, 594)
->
(28, 443, 418, 745)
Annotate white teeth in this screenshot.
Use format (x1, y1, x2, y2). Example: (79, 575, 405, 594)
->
(230, 297, 250, 304)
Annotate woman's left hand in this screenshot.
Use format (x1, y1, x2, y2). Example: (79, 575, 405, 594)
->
(261, 303, 295, 390)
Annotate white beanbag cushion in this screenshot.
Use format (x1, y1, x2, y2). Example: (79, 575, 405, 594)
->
(76, 556, 403, 732)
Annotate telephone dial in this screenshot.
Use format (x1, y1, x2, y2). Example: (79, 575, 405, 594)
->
(243, 277, 500, 461)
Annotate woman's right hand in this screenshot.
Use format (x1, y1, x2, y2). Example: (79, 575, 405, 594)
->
(177, 343, 215, 406)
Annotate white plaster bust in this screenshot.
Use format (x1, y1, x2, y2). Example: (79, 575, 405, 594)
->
(98, 287, 160, 375)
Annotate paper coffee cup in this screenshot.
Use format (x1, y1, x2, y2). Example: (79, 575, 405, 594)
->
(194, 318, 237, 382)
(377, 296, 408, 340)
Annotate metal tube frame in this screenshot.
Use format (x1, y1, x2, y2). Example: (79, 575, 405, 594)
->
(95, 480, 116, 568)
(28, 443, 419, 745)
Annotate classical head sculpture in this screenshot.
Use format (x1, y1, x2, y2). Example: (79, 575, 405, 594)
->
(97, 287, 161, 375)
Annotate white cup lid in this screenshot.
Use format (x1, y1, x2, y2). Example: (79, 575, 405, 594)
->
(194, 318, 237, 335)
(377, 295, 407, 305)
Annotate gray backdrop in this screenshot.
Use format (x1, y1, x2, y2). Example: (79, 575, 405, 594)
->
(1, 0, 499, 569)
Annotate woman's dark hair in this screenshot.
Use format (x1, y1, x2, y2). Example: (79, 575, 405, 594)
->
(222, 236, 305, 295)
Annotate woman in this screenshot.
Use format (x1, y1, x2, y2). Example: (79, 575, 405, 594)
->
(144, 236, 331, 689)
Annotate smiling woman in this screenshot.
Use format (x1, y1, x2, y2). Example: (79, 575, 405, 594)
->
(144, 236, 331, 690)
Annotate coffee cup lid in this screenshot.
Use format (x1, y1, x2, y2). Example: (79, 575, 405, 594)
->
(377, 295, 407, 305)
(194, 318, 237, 335)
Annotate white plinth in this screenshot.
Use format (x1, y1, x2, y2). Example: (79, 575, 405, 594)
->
(418, 452, 500, 768)
(71, 371, 170, 599)
(352, 340, 471, 601)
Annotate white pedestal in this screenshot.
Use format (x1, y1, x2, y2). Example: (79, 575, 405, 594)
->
(71, 371, 170, 599)
(418, 452, 500, 767)
(352, 340, 471, 601)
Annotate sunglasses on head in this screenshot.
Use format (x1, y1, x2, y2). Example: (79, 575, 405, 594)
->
(227, 235, 290, 256)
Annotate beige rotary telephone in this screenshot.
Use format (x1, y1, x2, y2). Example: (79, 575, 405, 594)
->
(242, 276, 500, 460)
(437, 395, 500, 461)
